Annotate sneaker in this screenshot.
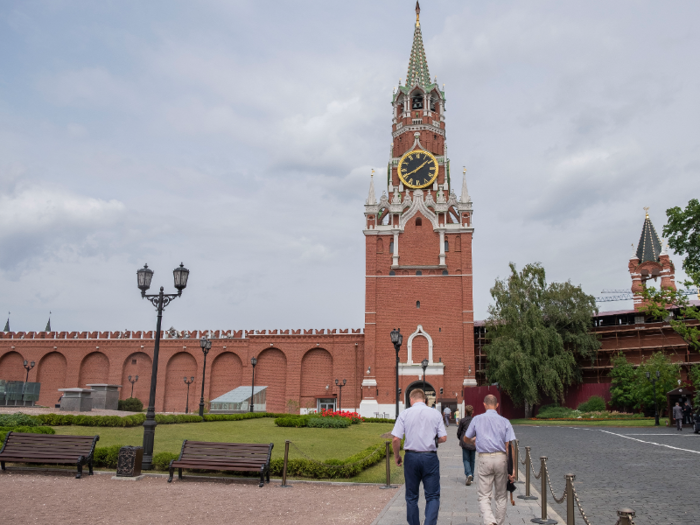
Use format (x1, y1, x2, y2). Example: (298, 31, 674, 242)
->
(467, 475, 473, 486)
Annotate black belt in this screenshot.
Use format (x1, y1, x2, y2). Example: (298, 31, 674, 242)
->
(405, 450, 437, 454)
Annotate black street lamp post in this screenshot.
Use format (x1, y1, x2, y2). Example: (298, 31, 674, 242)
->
(421, 359, 429, 393)
(199, 336, 212, 417)
(335, 379, 346, 412)
(23, 360, 35, 384)
(183, 376, 194, 414)
(390, 328, 403, 419)
(128, 375, 139, 398)
(136, 262, 190, 470)
(646, 370, 661, 426)
(22, 360, 35, 404)
(249, 357, 257, 412)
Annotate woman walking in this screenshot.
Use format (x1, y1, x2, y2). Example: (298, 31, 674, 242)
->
(456, 404, 476, 485)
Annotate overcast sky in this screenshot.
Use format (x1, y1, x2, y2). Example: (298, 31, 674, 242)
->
(1, 1, 699, 333)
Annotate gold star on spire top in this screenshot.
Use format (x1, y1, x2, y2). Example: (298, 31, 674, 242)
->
(415, 1, 420, 26)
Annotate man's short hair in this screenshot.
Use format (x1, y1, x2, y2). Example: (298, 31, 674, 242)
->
(465, 404, 474, 416)
(410, 389, 426, 401)
(484, 394, 498, 407)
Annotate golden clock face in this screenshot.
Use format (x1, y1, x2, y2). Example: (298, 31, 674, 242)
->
(398, 149, 439, 189)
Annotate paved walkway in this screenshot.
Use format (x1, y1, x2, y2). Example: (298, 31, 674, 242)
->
(372, 427, 563, 525)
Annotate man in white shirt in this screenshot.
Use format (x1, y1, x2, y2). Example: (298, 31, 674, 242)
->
(464, 395, 516, 525)
(392, 389, 447, 525)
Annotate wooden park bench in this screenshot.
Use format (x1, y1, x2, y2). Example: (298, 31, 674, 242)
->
(168, 440, 274, 487)
(0, 432, 99, 479)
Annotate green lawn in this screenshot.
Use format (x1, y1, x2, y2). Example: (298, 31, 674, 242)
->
(52, 418, 403, 483)
(511, 418, 670, 427)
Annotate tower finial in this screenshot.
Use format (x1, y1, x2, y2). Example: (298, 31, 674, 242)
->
(643, 206, 649, 218)
(416, 1, 420, 25)
(366, 169, 377, 206)
(460, 166, 470, 203)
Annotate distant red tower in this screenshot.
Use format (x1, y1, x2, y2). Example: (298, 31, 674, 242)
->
(629, 209, 676, 311)
(360, 2, 476, 417)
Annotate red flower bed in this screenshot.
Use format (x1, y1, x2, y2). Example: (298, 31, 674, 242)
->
(320, 409, 364, 423)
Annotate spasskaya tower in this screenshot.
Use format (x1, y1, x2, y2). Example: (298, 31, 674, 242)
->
(360, 2, 476, 418)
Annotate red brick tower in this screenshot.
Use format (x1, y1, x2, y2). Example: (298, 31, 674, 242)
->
(360, 2, 475, 418)
(629, 208, 676, 311)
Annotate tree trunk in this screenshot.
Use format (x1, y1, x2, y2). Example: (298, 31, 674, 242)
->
(524, 400, 533, 418)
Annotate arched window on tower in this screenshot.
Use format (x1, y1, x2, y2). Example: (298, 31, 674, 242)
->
(412, 94, 423, 109)
(389, 240, 394, 253)
(444, 240, 449, 252)
(416, 270, 422, 276)
(416, 217, 422, 227)
(416, 301, 421, 309)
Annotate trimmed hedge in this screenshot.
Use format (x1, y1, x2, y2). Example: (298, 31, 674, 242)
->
(0, 425, 56, 443)
(268, 441, 391, 478)
(118, 398, 144, 412)
(0, 413, 43, 427)
(93, 444, 123, 469)
(155, 414, 203, 424)
(307, 417, 351, 429)
(203, 413, 287, 422)
(37, 413, 147, 427)
(363, 418, 395, 424)
(153, 452, 179, 470)
(145, 441, 395, 477)
(274, 416, 310, 427)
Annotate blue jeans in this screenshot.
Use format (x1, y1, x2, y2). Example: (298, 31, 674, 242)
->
(404, 451, 440, 525)
(462, 447, 476, 478)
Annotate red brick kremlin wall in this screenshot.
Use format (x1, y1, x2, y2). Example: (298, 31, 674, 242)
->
(0, 330, 364, 413)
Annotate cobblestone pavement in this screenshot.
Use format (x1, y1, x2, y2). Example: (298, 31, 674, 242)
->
(514, 425, 700, 525)
(372, 428, 562, 525)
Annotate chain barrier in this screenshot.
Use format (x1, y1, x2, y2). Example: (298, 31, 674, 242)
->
(288, 442, 383, 470)
(517, 443, 527, 465)
(530, 455, 543, 479)
(543, 461, 567, 504)
(571, 481, 594, 525)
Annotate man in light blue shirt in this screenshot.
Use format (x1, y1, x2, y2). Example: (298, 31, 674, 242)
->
(464, 394, 516, 525)
(392, 389, 447, 525)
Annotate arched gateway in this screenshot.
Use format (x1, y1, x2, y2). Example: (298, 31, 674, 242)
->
(405, 380, 436, 408)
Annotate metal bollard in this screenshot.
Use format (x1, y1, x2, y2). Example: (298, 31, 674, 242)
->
(566, 474, 575, 525)
(616, 508, 636, 525)
(280, 440, 292, 488)
(517, 446, 538, 501)
(379, 440, 397, 489)
(515, 440, 523, 483)
(530, 457, 557, 524)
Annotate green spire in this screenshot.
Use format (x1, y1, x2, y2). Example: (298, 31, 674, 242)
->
(45, 315, 51, 332)
(3, 317, 8, 332)
(405, 1, 431, 88)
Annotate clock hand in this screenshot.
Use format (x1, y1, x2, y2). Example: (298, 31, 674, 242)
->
(404, 160, 429, 178)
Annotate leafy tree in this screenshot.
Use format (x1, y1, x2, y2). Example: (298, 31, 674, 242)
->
(689, 365, 700, 407)
(663, 198, 700, 287)
(484, 262, 600, 416)
(609, 354, 637, 411)
(630, 352, 682, 414)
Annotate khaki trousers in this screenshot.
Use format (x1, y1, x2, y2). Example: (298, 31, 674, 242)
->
(477, 452, 508, 525)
